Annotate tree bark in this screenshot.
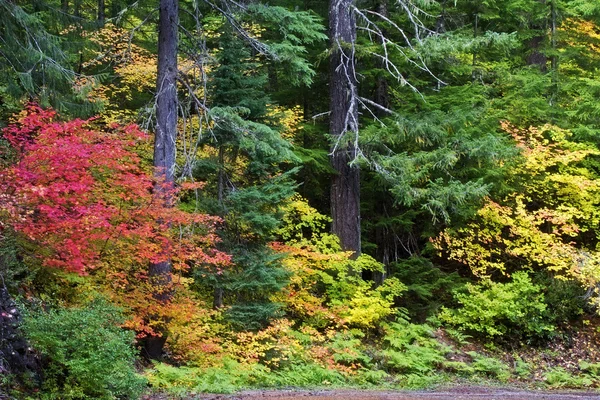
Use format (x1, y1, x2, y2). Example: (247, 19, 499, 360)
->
(145, 0, 178, 361)
(98, 0, 105, 26)
(329, 0, 361, 259)
(372, 0, 389, 284)
(217, 145, 225, 204)
(526, 0, 548, 71)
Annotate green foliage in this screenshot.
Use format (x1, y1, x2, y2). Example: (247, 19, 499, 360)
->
(514, 357, 532, 379)
(328, 330, 372, 367)
(534, 273, 588, 325)
(0, 1, 98, 116)
(203, 176, 297, 330)
(0, 228, 29, 292)
(544, 367, 594, 388)
(467, 352, 511, 382)
(148, 359, 349, 395)
(380, 320, 450, 375)
(6, 0, 600, 395)
(324, 255, 406, 329)
(245, 4, 327, 86)
(23, 298, 146, 399)
(391, 257, 465, 321)
(439, 272, 554, 340)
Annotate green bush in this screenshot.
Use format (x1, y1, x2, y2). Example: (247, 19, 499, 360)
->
(533, 272, 587, 325)
(148, 359, 348, 394)
(439, 272, 554, 340)
(148, 361, 250, 395)
(544, 367, 593, 388)
(380, 320, 450, 375)
(467, 352, 511, 382)
(24, 298, 146, 399)
(391, 257, 465, 321)
(514, 357, 532, 379)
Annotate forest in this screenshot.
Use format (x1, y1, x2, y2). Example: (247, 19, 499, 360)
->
(2, 0, 600, 398)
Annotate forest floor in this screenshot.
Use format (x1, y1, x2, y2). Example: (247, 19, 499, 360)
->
(146, 387, 600, 399)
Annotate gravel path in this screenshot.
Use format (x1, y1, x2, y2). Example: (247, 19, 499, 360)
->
(188, 388, 600, 400)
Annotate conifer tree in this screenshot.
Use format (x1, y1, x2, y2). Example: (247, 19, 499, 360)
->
(192, 27, 298, 330)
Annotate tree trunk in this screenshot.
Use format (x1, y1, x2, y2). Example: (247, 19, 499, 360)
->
(217, 145, 225, 204)
(213, 287, 224, 309)
(329, 0, 361, 259)
(526, 36, 547, 71)
(145, 0, 178, 361)
(98, 0, 105, 26)
(372, 0, 389, 284)
(214, 145, 225, 309)
(526, 0, 548, 71)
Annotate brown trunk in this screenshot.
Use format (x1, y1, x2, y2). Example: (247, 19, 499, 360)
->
(213, 145, 225, 309)
(329, 0, 361, 259)
(213, 287, 224, 309)
(526, 0, 548, 71)
(145, 0, 178, 361)
(526, 36, 547, 71)
(98, 0, 105, 26)
(61, 0, 69, 14)
(372, 0, 389, 284)
(268, 63, 279, 92)
(217, 145, 225, 204)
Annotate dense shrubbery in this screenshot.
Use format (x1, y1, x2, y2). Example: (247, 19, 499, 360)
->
(23, 298, 146, 399)
(439, 272, 554, 340)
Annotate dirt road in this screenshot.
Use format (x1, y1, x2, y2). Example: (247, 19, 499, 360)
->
(191, 388, 600, 400)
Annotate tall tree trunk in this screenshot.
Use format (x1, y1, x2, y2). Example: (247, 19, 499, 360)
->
(372, 0, 389, 284)
(217, 145, 225, 204)
(145, 0, 178, 361)
(526, 0, 548, 71)
(213, 145, 225, 309)
(98, 0, 105, 26)
(329, 0, 361, 259)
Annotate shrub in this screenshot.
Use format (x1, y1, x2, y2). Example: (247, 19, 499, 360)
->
(390, 257, 465, 322)
(148, 359, 348, 394)
(533, 272, 587, 325)
(439, 272, 554, 340)
(380, 320, 450, 375)
(467, 352, 511, 382)
(544, 367, 593, 388)
(23, 298, 146, 399)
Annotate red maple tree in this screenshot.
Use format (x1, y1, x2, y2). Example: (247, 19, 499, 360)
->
(0, 104, 231, 336)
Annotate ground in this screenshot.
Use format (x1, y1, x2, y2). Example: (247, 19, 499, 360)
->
(146, 388, 600, 400)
